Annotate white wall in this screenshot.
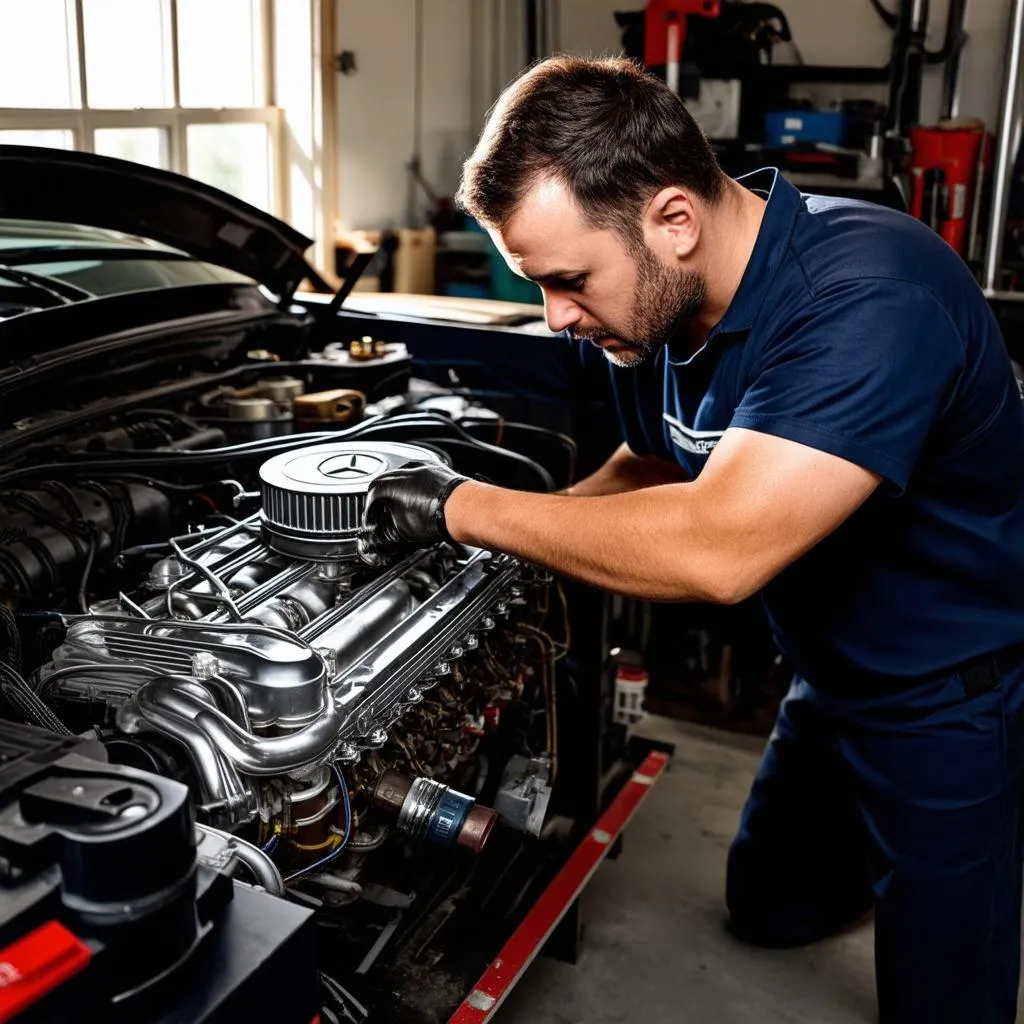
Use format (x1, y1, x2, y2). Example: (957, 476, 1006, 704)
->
(335, 0, 478, 230)
(557, 0, 1013, 129)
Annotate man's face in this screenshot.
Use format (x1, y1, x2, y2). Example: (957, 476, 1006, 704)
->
(493, 178, 705, 367)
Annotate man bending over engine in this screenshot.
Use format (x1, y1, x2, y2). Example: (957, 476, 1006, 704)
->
(358, 55, 1024, 1024)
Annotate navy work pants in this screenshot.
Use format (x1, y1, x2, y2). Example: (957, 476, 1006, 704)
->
(726, 661, 1024, 1023)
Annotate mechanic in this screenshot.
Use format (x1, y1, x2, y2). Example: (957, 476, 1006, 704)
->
(359, 55, 1024, 1023)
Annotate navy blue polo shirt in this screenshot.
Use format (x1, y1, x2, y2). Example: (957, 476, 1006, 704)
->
(592, 167, 1024, 684)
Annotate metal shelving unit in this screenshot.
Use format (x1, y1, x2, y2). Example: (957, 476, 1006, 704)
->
(983, 0, 1024, 300)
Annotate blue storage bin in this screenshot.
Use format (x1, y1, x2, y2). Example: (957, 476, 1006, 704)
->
(765, 110, 847, 147)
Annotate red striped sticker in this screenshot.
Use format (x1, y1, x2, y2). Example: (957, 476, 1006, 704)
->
(449, 750, 671, 1023)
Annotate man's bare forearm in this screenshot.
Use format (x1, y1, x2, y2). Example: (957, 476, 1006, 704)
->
(561, 442, 687, 496)
(444, 479, 727, 602)
(441, 427, 879, 606)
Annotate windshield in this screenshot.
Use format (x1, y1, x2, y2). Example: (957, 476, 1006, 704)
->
(0, 219, 254, 318)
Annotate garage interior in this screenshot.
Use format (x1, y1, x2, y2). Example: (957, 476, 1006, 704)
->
(0, 0, 1023, 1022)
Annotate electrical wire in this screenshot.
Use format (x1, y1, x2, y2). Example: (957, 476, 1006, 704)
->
(319, 971, 369, 1023)
(868, 0, 898, 28)
(0, 417, 395, 485)
(871, 0, 961, 66)
(85, 475, 219, 495)
(355, 413, 556, 491)
(116, 524, 228, 559)
(76, 522, 99, 613)
(0, 607, 22, 674)
(519, 621, 568, 660)
(0, 426, 359, 485)
(555, 580, 571, 655)
(515, 628, 559, 784)
(0, 660, 72, 735)
(283, 762, 352, 884)
(925, 0, 969, 66)
(0, 411, 558, 492)
(459, 418, 578, 487)
(34, 661, 162, 699)
(521, 581, 571, 659)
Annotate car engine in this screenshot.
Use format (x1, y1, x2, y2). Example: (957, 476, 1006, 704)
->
(40, 435, 551, 843)
(0, 337, 571, 1019)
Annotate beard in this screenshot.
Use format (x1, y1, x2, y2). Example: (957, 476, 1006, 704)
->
(572, 246, 705, 368)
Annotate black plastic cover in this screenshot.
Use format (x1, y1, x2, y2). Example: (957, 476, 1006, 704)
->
(0, 721, 317, 1022)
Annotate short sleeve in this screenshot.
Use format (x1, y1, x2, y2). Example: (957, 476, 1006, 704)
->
(729, 278, 965, 492)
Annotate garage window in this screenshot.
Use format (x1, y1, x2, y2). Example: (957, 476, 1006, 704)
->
(0, 0, 285, 217)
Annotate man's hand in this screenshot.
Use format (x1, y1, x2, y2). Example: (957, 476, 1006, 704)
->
(359, 462, 468, 563)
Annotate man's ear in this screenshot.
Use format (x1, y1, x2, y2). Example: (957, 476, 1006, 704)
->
(643, 186, 701, 260)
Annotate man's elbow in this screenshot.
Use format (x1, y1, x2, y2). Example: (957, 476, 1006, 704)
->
(704, 576, 759, 606)
(682, 560, 766, 606)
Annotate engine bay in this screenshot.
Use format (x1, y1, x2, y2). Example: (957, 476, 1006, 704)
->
(0, 320, 583, 1022)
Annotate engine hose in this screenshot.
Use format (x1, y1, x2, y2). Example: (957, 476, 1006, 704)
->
(0, 427, 361, 485)
(0, 411, 558, 490)
(195, 823, 285, 896)
(347, 825, 389, 852)
(349, 413, 556, 491)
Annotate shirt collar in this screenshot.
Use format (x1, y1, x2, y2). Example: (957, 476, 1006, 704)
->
(666, 167, 801, 365)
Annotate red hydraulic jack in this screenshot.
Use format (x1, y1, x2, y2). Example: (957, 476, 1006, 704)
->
(643, 0, 721, 94)
(909, 120, 990, 260)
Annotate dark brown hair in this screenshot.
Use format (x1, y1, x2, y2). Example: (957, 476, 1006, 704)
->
(456, 55, 726, 248)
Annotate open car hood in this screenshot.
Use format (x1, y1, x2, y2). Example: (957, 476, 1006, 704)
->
(0, 146, 329, 300)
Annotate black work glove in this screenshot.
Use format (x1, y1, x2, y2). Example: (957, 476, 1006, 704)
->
(358, 462, 468, 563)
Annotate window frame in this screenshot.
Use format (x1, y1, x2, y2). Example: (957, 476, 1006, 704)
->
(0, 0, 289, 222)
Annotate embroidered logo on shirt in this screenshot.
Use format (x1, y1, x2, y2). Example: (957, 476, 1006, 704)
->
(663, 414, 723, 455)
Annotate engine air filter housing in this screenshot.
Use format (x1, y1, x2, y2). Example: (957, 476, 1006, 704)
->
(259, 441, 444, 559)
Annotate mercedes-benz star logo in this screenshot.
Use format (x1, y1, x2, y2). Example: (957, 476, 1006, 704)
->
(319, 452, 385, 480)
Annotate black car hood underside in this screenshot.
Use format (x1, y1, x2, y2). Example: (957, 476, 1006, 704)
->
(0, 146, 329, 300)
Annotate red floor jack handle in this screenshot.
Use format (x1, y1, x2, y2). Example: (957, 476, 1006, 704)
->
(449, 750, 672, 1024)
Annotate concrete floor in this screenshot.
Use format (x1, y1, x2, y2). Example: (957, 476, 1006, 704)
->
(495, 716, 884, 1024)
